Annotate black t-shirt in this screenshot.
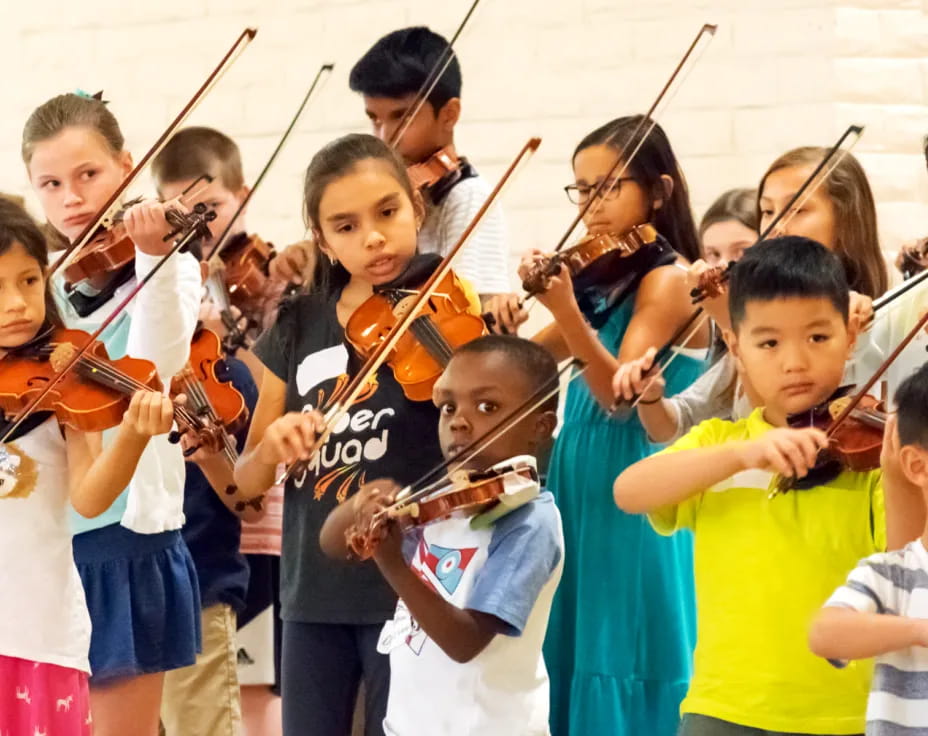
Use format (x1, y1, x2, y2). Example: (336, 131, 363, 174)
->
(181, 356, 256, 613)
(254, 290, 443, 625)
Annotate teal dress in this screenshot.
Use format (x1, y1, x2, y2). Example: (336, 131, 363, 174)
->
(545, 296, 704, 736)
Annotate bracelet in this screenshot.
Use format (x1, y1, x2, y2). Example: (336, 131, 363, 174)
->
(637, 396, 663, 405)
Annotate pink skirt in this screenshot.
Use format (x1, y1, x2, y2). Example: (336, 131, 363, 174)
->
(0, 654, 91, 736)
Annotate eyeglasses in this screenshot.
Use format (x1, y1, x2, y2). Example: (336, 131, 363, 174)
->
(564, 177, 635, 205)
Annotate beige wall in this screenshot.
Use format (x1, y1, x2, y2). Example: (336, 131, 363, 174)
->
(2, 0, 927, 288)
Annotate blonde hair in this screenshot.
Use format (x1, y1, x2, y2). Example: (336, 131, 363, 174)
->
(22, 93, 125, 166)
(152, 126, 245, 192)
(758, 147, 888, 298)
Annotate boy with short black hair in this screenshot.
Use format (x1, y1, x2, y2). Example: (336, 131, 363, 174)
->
(613, 236, 924, 735)
(320, 335, 564, 735)
(810, 361, 928, 735)
(348, 26, 524, 332)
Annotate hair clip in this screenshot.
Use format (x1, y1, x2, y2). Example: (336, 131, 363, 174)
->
(74, 89, 108, 104)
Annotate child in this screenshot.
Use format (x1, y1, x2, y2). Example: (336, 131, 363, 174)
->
(319, 334, 564, 736)
(809, 361, 928, 735)
(699, 187, 758, 268)
(520, 116, 710, 736)
(615, 146, 888, 445)
(22, 92, 203, 736)
(0, 198, 175, 735)
(613, 237, 922, 735)
(234, 133, 460, 734)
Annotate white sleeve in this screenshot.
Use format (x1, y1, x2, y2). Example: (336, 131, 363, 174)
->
(439, 178, 512, 296)
(120, 249, 201, 534)
(825, 554, 896, 614)
(662, 355, 737, 443)
(127, 250, 201, 379)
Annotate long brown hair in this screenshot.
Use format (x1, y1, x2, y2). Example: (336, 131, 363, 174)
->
(301, 133, 414, 295)
(758, 147, 888, 298)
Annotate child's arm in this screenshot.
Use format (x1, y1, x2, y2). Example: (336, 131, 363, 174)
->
(186, 443, 267, 523)
(320, 483, 508, 663)
(614, 352, 737, 444)
(234, 369, 326, 499)
(67, 391, 174, 518)
(614, 426, 828, 513)
(518, 253, 618, 408)
(809, 607, 928, 662)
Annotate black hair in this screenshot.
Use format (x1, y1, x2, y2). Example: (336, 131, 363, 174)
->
(349, 26, 461, 113)
(453, 335, 560, 412)
(573, 115, 700, 263)
(302, 133, 414, 295)
(0, 198, 63, 327)
(895, 362, 928, 449)
(728, 236, 849, 330)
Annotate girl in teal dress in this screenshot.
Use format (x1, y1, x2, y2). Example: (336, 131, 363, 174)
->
(520, 116, 710, 736)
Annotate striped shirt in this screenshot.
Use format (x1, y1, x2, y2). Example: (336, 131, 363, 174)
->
(418, 174, 511, 295)
(240, 481, 283, 557)
(826, 539, 928, 735)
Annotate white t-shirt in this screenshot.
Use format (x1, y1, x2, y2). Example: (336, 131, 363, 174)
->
(825, 539, 928, 734)
(0, 417, 91, 672)
(379, 490, 563, 736)
(418, 174, 511, 296)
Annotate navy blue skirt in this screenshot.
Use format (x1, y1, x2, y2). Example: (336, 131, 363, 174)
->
(73, 524, 202, 685)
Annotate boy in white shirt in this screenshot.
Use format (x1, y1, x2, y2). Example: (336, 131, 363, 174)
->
(321, 335, 564, 735)
(811, 360, 928, 735)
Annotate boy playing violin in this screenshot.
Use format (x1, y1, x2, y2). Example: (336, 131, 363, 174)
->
(810, 360, 928, 735)
(275, 26, 524, 333)
(320, 335, 564, 736)
(613, 237, 924, 735)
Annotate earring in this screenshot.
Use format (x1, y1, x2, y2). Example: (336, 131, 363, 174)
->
(328, 254, 336, 265)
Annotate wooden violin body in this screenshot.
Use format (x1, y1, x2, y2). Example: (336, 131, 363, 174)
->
(216, 234, 276, 323)
(345, 270, 486, 401)
(346, 461, 537, 560)
(406, 146, 461, 193)
(171, 327, 249, 436)
(521, 223, 659, 295)
(0, 328, 161, 433)
(63, 222, 136, 285)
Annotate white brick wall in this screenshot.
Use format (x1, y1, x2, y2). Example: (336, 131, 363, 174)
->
(2, 0, 927, 290)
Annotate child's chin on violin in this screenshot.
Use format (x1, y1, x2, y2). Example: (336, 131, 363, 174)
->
(320, 335, 565, 736)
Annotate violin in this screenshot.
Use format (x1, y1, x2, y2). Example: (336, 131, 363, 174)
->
(521, 223, 660, 296)
(690, 263, 730, 304)
(211, 233, 277, 328)
(0, 327, 224, 451)
(406, 146, 462, 194)
(345, 268, 487, 401)
(346, 459, 538, 561)
(63, 201, 203, 287)
(171, 327, 249, 438)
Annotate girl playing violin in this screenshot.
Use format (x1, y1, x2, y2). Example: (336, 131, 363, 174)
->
(234, 133, 475, 735)
(22, 92, 202, 736)
(520, 116, 710, 736)
(0, 199, 174, 736)
(615, 147, 890, 445)
(319, 335, 564, 736)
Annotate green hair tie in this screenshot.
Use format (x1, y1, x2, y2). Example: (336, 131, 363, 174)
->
(74, 89, 108, 104)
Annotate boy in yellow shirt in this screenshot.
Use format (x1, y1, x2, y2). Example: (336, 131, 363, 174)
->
(613, 236, 923, 735)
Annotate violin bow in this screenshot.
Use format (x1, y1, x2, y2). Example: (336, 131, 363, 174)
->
(773, 307, 928, 495)
(385, 359, 586, 517)
(387, 0, 483, 151)
(205, 62, 335, 263)
(0, 207, 216, 444)
(49, 28, 257, 278)
(552, 23, 717, 255)
(615, 125, 866, 412)
(276, 137, 542, 485)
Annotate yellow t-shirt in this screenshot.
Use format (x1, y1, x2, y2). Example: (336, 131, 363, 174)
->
(650, 408, 885, 734)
